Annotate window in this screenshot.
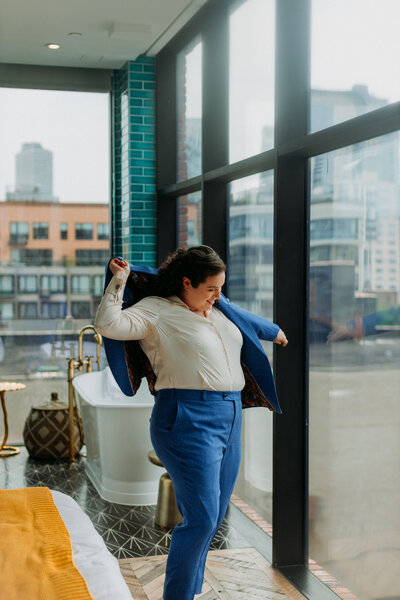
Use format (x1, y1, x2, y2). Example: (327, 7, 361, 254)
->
(75, 249, 110, 266)
(310, 218, 358, 240)
(176, 38, 202, 180)
(97, 223, 109, 240)
(41, 302, 67, 319)
(75, 223, 93, 240)
(229, 0, 275, 162)
(18, 302, 38, 319)
(60, 223, 68, 240)
(311, 0, 400, 132)
(71, 275, 91, 294)
(33, 222, 49, 239)
(93, 275, 104, 297)
(0, 86, 110, 446)
(0, 275, 14, 294)
(229, 171, 274, 523)
(177, 191, 202, 247)
(11, 249, 52, 266)
(0, 303, 14, 319)
(40, 275, 66, 294)
(9, 222, 29, 245)
(71, 301, 91, 318)
(309, 133, 400, 598)
(18, 275, 37, 293)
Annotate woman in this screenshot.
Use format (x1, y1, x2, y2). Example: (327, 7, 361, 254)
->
(94, 245, 287, 600)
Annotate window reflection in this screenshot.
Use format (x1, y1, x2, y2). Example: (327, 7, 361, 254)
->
(229, 0, 275, 162)
(177, 191, 202, 248)
(311, 0, 400, 131)
(309, 132, 400, 600)
(229, 171, 274, 525)
(177, 39, 202, 180)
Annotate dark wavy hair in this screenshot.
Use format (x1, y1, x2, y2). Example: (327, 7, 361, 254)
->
(147, 245, 226, 298)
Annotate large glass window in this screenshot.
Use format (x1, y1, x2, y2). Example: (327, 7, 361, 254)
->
(75, 223, 93, 240)
(177, 191, 202, 248)
(33, 221, 49, 239)
(229, 171, 274, 524)
(9, 222, 29, 245)
(18, 275, 37, 293)
(18, 302, 38, 319)
(75, 249, 109, 266)
(309, 132, 400, 599)
(0, 275, 14, 294)
(40, 275, 66, 294)
(311, 0, 400, 132)
(71, 275, 91, 294)
(60, 222, 68, 239)
(41, 302, 67, 319)
(97, 223, 109, 240)
(176, 38, 202, 181)
(229, 0, 275, 162)
(0, 87, 110, 443)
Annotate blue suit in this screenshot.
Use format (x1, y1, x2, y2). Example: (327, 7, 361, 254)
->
(99, 260, 282, 600)
(101, 261, 282, 414)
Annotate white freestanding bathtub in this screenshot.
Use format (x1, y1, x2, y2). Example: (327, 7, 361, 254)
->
(72, 367, 162, 505)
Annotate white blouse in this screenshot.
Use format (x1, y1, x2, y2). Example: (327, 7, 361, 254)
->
(94, 275, 245, 392)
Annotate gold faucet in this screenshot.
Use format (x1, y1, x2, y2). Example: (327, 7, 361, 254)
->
(66, 325, 103, 462)
(77, 325, 102, 371)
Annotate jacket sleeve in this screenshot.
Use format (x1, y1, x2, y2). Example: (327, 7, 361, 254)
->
(228, 301, 280, 342)
(94, 275, 159, 341)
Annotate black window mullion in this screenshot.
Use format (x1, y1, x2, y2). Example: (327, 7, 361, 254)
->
(156, 48, 178, 261)
(202, 0, 229, 265)
(273, 0, 310, 569)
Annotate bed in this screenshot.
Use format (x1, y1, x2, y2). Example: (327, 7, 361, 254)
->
(0, 487, 133, 600)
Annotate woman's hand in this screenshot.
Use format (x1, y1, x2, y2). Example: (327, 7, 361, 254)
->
(274, 328, 288, 347)
(109, 258, 130, 279)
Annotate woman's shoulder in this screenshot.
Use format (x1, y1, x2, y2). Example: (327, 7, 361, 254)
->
(132, 295, 171, 308)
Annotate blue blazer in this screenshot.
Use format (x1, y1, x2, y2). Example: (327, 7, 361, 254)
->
(100, 261, 282, 414)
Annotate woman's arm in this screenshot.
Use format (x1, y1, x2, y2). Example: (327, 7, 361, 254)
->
(225, 300, 288, 346)
(94, 259, 158, 341)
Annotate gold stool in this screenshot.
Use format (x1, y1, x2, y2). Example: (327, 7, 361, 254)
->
(0, 382, 26, 458)
(148, 449, 182, 529)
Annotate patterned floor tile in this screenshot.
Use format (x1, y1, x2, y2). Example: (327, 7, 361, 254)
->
(0, 447, 249, 559)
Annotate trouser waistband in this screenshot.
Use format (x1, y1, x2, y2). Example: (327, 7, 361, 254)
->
(156, 388, 241, 402)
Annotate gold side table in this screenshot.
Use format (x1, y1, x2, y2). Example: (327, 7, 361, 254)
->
(148, 449, 182, 529)
(0, 382, 26, 458)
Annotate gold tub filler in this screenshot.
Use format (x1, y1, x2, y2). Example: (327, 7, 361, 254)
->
(67, 326, 102, 462)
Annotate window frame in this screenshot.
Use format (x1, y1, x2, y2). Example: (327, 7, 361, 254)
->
(155, 0, 400, 597)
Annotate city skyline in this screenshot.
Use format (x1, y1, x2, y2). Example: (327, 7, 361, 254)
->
(0, 88, 110, 204)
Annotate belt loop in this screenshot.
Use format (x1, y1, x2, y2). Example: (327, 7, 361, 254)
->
(201, 390, 206, 402)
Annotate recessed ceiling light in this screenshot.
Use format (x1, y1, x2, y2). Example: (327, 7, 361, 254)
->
(46, 43, 61, 50)
(68, 32, 82, 37)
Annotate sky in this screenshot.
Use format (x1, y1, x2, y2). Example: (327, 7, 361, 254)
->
(0, 89, 110, 203)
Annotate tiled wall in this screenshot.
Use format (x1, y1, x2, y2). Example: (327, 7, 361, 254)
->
(112, 57, 157, 267)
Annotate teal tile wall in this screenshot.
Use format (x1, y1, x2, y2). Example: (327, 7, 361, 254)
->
(112, 57, 156, 267)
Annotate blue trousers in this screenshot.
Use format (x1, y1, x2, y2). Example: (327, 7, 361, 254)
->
(150, 388, 242, 600)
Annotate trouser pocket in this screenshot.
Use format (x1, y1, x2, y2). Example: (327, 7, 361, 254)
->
(150, 390, 181, 433)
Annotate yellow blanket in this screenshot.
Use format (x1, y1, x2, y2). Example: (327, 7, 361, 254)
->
(0, 487, 94, 600)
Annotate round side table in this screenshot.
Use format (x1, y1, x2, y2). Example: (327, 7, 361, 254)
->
(0, 382, 26, 458)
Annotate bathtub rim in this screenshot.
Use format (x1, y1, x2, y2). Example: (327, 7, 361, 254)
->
(72, 370, 155, 408)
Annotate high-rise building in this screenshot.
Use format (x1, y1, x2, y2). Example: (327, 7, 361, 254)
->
(6, 142, 58, 202)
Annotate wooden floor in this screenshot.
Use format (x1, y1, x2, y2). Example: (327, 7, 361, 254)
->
(119, 547, 307, 600)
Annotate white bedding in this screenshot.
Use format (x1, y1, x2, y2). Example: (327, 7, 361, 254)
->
(51, 490, 133, 600)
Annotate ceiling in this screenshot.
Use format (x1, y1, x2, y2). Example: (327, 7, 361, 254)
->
(0, 0, 208, 70)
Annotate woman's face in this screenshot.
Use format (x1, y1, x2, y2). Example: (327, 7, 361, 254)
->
(181, 271, 226, 313)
